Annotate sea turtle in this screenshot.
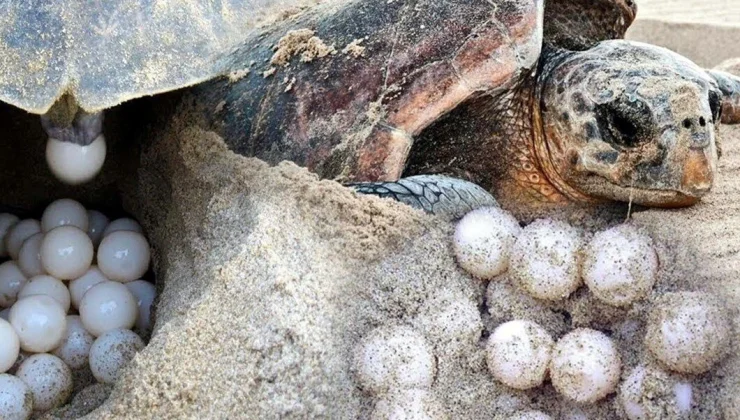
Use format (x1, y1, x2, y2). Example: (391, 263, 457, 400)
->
(175, 0, 740, 219)
(0, 0, 323, 184)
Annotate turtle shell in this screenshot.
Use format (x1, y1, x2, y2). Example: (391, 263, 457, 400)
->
(0, 0, 327, 114)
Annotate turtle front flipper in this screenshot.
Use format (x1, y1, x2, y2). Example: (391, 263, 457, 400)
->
(349, 175, 497, 220)
(707, 70, 740, 124)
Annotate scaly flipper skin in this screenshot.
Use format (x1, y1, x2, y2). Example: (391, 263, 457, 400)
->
(189, 0, 542, 182)
(707, 70, 740, 124)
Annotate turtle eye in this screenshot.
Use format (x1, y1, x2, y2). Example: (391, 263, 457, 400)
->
(709, 90, 722, 123)
(595, 98, 650, 149)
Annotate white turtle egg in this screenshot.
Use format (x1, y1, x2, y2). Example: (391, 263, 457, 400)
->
(46, 135, 106, 185)
(79, 281, 137, 336)
(0, 261, 27, 308)
(0, 318, 20, 373)
(510, 411, 553, 420)
(371, 389, 448, 420)
(0, 213, 19, 257)
(125, 280, 156, 332)
(17, 275, 71, 312)
(52, 315, 95, 370)
(0, 373, 33, 420)
(41, 198, 89, 232)
(89, 328, 144, 384)
(97, 231, 150, 282)
(619, 364, 694, 420)
(353, 325, 436, 394)
(550, 328, 621, 404)
(9, 295, 67, 353)
(583, 225, 658, 307)
(486, 320, 553, 390)
(645, 291, 731, 374)
(87, 210, 109, 247)
(102, 218, 143, 237)
(40, 226, 94, 280)
(510, 219, 582, 301)
(0, 308, 9, 321)
(68, 266, 108, 309)
(15, 353, 73, 412)
(17, 233, 44, 278)
(5, 219, 41, 261)
(453, 206, 521, 279)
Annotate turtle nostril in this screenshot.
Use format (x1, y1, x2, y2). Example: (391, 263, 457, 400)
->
(699, 117, 706, 127)
(682, 119, 692, 129)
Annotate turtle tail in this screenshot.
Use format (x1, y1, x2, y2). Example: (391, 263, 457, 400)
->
(348, 175, 497, 221)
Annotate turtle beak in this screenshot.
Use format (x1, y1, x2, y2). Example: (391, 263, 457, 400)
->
(679, 146, 716, 198)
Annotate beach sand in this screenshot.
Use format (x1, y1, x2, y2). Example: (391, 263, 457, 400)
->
(19, 1, 739, 419)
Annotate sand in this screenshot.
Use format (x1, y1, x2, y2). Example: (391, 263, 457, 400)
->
(13, 1, 736, 419)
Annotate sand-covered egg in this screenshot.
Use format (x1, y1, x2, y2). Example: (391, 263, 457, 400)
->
(97, 231, 150, 282)
(17, 275, 71, 312)
(353, 325, 436, 394)
(510, 411, 553, 420)
(582, 225, 658, 307)
(5, 220, 41, 261)
(371, 389, 448, 420)
(46, 135, 106, 185)
(550, 328, 621, 403)
(645, 292, 731, 374)
(486, 320, 553, 390)
(79, 281, 138, 336)
(40, 226, 94, 280)
(453, 206, 521, 279)
(0, 261, 27, 307)
(0, 213, 19, 258)
(619, 364, 693, 420)
(52, 315, 95, 370)
(15, 353, 73, 412)
(89, 329, 145, 384)
(41, 198, 89, 232)
(9, 295, 67, 353)
(0, 373, 33, 420)
(68, 266, 108, 309)
(0, 318, 20, 373)
(510, 219, 582, 301)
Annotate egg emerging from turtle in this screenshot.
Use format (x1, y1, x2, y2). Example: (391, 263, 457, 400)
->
(46, 135, 106, 185)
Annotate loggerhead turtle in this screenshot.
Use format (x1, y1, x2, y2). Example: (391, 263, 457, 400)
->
(0, 0, 323, 184)
(179, 0, 740, 219)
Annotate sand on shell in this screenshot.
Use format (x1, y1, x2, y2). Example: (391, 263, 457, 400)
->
(0, 1, 730, 418)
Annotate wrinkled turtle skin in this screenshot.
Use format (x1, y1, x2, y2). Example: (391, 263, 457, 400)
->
(180, 0, 740, 219)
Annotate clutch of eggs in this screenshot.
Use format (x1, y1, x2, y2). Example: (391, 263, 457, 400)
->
(0, 198, 155, 418)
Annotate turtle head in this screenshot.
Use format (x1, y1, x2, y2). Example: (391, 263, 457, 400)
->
(539, 41, 722, 207)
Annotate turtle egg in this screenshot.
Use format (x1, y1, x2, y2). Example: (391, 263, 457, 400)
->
(52, 315, 95, 370)
(15, 353, 73, 412)
(68, 266, 108, 309)
(0, 213, 19, 257)
(89, 329, 144, 384)
(619, 364, 693, 420)
(550, 328, 621, 404)
(9, 295, 67, 353)
(17, 233, 44, 278)
(0, 261, 27, 307)
(0, 318, 20, 373)
(79, 281, 138, 336)
(97, 231, 150, 282)
(453, 206, 521, 279)
(486, 320, 553, 390)
(40, 226, 94, 280)
(0, 374, 33, 420)
(17, 275, 70, 312)
(102, 218, 143, 237)
(645, 291, 731, 374)
(510, 219, 582, 301)
(510, 411, 553, 420)
(0, 308, 9, 320)
(46, 135, 106, 185)
(5, 219, 41, 261)
(87, 210, 109, 247)
(353, 325, 436, 394)
(41, 198, 89, 232)
(125, 280, 156, 332)
(371, 389, 448, 420)
(583, 225, 658, 307)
